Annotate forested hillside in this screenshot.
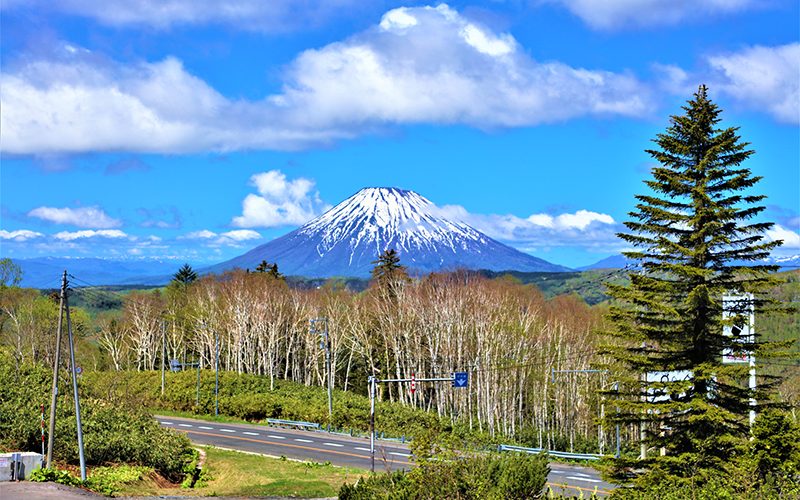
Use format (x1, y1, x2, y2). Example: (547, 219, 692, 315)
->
(2, 267, 797, 455)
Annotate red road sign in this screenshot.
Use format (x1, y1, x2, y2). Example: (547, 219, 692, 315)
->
(410, 372, 416, 394)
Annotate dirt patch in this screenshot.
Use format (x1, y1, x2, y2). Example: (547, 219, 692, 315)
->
(0, 481, 101, 499)
(147, 469, 180, 489)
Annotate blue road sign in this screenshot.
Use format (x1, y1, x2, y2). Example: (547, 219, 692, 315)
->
(453, 371, 469, 388)
(170, 359, 181, 372)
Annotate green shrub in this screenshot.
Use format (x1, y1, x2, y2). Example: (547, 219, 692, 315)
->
(29, 467, 82, 487)
(86, 465, 152, 496)
(339, 452, 549, 499)
(0, 352, 195, 481)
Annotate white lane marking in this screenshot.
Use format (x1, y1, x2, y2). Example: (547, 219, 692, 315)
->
(390, 452, 411, 457)
(294, 438, 313, 443)
(199, 426, 213, 430)
(573, 473, 592, 478)
(161, 421, 174, 425)
(243, 431, 259, 436)
(323, 442, 343, 447)
(268, 435, 286, 439)
(566, 476, 602, 483)
(550, 470, 564, 474)
(178, 424, 193, 427)
(354, 447, 371, 452)
(220, 428, 236, 433)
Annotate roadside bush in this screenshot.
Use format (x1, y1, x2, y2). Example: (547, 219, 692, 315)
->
(339, 452, 549, 499)
(30, 464, 152, 496)
(0, 352, 195, 481)
(79, 368, 594, 451)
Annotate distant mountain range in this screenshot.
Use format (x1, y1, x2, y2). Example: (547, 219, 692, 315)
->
(204, 187, 570, 278)
(8, 186, 797, 287)
(578, 253, 800, 271)
(8, 257, 181, 288)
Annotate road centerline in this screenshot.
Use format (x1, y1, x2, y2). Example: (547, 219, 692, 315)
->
(174, 428, 409, 465)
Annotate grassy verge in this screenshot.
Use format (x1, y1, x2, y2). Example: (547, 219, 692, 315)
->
(116, 446, 365, 498)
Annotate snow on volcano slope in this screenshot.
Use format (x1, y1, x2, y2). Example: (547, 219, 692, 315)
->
(205, 187, 571, 277)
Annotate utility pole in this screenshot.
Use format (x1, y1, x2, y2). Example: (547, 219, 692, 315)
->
(161, 321, 166, 396)
(46, 271, 67, 468)
(196, 358, 201, 407)
(215, 331, 220, 416)
(369, 375, 376, 473)
(551, 368, 620, 458)
(311, 318, 333, 426)
(65, 287, 86, 481)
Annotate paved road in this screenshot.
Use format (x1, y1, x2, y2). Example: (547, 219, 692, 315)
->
(158, 415, 614, 497)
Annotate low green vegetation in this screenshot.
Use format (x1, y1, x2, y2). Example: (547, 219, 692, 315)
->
(339, 452, 550, 499)
(80, 368, 502, 448)
(0, 351, 195, 482)
(115, 446, 362, 498)
(30, 464, 153, 496)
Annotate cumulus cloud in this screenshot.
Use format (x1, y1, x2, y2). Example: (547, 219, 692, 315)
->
(27, 206, 122, 228)
(232, 170, 329, 228)
(3, 0, 364, 32)
(708, 43, 800, 124)
(427, 204, 623, 251)
(0, 229, 45, 241)
(1, 4, 653, 155)
(53, 229, 129, 241)
(767, 224, 800, 249)
(276, 4, 651, 128)
(548, 0, 759, 30)
(181, 229, 263, 246)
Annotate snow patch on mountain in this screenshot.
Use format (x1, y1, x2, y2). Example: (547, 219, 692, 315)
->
(206, 187, 570, 277)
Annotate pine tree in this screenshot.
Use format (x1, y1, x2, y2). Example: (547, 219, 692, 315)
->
(254, 259, 283, 280)
(370, 249, 409, 299)
(255, 260, 270, 273)
(604, 85, 786, 479)
(171, 263, 198, 285)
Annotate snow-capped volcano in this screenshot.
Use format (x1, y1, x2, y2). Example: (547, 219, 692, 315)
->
(207, 187, 570, 277)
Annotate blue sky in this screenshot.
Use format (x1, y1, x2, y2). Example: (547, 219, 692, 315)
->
(1, 0, 798, 269)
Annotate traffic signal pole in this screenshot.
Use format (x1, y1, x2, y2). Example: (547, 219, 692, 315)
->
(368, 373, 459, 472)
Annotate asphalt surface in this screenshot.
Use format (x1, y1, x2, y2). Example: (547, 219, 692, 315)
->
(158, 415, 615, 497)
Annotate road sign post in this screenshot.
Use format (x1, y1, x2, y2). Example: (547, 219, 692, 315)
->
(453, 372, 468, 388)
(368, 372, 460, 472)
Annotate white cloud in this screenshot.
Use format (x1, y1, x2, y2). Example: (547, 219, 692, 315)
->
(181, 229, 263, 246)
(427, 204, 622, 251)
(183, 230, 218, 240)
(27, 206, 122, 228)
(53, 229, 129, 241)
(232, 170, 328, 228)
(1, 4, 653, 155)
(0, 229, 45, 241)
(708, 43, 800, 124)
(276, 4, 651, 128)
(221, 230, 262, 242)
(767, 224, 800, 249)
(525, 210, 615, 230)
(3, 0, 364, 32)
(549, 0, 759, 30)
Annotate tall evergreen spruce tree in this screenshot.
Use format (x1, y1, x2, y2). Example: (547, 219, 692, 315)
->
(370, 249, 409, 300)
(171, 263, 198, 285)
(605, 86, 785, 479)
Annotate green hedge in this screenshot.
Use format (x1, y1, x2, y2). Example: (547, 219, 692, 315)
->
(0, 353, 194, 481)
(81, 369, 487, 445)
(339, 452, 550, 499)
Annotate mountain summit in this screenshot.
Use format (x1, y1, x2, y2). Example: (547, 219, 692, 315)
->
(207, 187, 570, 277)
